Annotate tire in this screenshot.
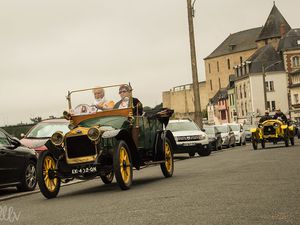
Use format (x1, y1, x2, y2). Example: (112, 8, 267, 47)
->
(37, 150, 61, 199)
(160, 138, 174, 178)
(252, 140, 258, 150)
(284, 139, 289, 147)
(17, 160, 37, 192)
(261, 140, 265, 149)
(198, 144, 212, 156)
(100, 171, 114, 184)
(290, 137, 295, 146)
(188, 152, 195, 157)
(113, 140, 133, 190)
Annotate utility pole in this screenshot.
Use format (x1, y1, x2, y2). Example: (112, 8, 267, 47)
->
(187, 0, 203, 128)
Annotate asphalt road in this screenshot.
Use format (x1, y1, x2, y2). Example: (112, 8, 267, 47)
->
(0, 141, 300, 225)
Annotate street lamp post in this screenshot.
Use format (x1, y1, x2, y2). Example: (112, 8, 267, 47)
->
(262, 61, 281, 110)
(187, 0, 202, 128)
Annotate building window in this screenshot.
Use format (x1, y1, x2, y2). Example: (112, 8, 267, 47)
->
(209, 63, 211, 73)
(218, 78, 221, 89)
(227, 59, 231, 70)
(292, 56, 300, 67)
(294, 94, 299, 104)
(236, 87, 238, 99)
(217, 61, 219, 72)
(221, 110, 226, 120)
(245, 102, 248, 114)
(240, 85, 242, 99)
(271, 101, 276, 111)
(269, 81, 274, 91)
(265, 81, 269, 92)
(267, 101, 271, 111)
(241, 102, 244, 116)
(243, 84, 246, 98)
(210, 80, 212, 91)
(240, 56, 243, 64)
(265, 40, 268, 45)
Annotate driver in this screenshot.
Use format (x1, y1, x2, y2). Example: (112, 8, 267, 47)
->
(273, 108, 287, 123)
(114, 84, 143, 115)
(259, 110, 272, 123)
(93, 87, 114, 110)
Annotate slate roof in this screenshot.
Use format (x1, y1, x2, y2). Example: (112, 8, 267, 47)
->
(278, 28, 300, 51)
(256, 4, 291, 41)
(247, 44, 284, 73)
(205, 27, 262, 59)
(209, 88, 228, 104)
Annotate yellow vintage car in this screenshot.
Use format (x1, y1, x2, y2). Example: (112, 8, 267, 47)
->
(251, 119, 295, 150)
(37, 84, 176, 199)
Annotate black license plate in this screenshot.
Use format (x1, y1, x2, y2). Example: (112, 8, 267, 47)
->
(71, 166, 97, 175)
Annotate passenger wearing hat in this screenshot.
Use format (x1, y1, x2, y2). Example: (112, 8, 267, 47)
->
(114, 84, 143, 115)
(273, 108, 287, 123)
(259, 110, 272, 123)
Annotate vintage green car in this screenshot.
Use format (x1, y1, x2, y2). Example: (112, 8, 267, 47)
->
(37, 84, 176, 199)
(251, 119, 295, 150)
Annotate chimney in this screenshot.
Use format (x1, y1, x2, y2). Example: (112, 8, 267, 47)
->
(280, 23, 286, 38)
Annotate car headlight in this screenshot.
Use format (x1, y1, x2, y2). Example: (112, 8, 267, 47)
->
(87, 127, 101, 141)
(273, 123, 279, 128)
(199, 134, 206, 140)
(258, 124, 263, 128)
(51, 131, 64, 146)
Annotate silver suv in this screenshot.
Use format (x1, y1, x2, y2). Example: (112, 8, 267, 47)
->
(167, 119, 211, 157)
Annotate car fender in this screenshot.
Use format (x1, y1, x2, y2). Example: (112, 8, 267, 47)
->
(44, 140, 65, 159)
(102, 129, 140, 170)
(153, 130, 176, 161)
(281, 124, 288, 129)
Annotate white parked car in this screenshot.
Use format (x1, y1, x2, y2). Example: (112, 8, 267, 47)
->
(227, 123, 246, 146)
(214, 124, 236, 148)
(167, 119, 211, 157)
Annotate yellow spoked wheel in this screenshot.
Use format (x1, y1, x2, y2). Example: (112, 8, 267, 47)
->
(37, 151, 61, 199)
(114, 141, 132, 190)
(160, 138, 174, 178)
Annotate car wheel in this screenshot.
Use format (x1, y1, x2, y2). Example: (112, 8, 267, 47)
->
(198, 144, 212, 156)
(252, 140, 258, 150)
(100, 171, 114, 184)
(290, 137, 295, 146)
(188, 152, 195, 157)
(17, 160, 37, 192)
(261, 140, 265, 149)
(37, 150, 61, 199)
(113, 140, 133, 190)
(160, 138, 174, 178)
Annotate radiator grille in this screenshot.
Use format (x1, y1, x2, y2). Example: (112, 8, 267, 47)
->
(66, 135, 96, 158)
(263, 126, 276, 135)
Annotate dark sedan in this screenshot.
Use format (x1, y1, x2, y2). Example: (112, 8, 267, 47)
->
(0, 128, 37, 191)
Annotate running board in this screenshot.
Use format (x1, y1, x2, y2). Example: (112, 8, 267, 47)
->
(144, 160, 165, 165)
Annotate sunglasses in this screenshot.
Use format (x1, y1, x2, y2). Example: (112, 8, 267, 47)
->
(119, 90, 127, 94)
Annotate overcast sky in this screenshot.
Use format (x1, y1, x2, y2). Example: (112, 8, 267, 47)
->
(0, 0, 299, 126)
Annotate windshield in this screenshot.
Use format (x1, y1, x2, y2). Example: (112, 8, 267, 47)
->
(204, 126, 215, 134)
(70, 85, 133, 116)
(79, 116, 128, 129)
(167, 121, 199, 132)
(26, 122, 69, 138)
(214, 125, 229, 133)
(229, 124, 240, 131)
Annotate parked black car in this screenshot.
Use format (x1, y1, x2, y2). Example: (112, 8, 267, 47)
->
(0, 128, 37, 191)
(203, 125, 222, 151)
